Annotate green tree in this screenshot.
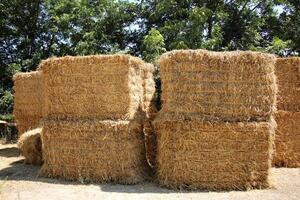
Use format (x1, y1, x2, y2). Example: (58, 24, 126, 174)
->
(142, 28, 166, 63)
(141, 0, 287, 52)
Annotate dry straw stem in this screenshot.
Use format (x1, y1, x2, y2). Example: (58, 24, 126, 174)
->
(275, 57, 300, 111)
(158, 50, 277, 122)
(40, 119, 150, 184)
(13, 71, 44, 135)
(38, 54, 149, 121)
(18, 128, 43, 165)
(273, 111, 300, 167)
(153, 115, 276, 190)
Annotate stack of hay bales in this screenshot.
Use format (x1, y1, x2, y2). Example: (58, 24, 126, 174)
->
(38, 55, 155, 183)
(274, 58, 300, 167)
(154, 50, 277, 190)
(13, 71, 44, 135)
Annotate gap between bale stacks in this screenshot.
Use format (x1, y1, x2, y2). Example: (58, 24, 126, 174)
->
(273, 111, 300, 167)
(158, 50, 277, 122)
(153, 115, 276, 190)
(142, 63, 158, 169)
(40, 119, 149, 184)
(38, 55, 145, 121)
(13, 71, 44, 135)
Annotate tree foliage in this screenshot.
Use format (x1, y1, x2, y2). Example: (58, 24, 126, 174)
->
(0, 0, 300, 115)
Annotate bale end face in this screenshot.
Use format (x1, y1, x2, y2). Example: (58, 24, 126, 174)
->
(39, 55, 148, 121)
(40, 119, 150, 184)
(18, 128, 43, 165)
(154, 118, 275, 190)
(275, 57, 300, 111)
(13, 71, 44, 135)
(158, 50, 277, 122)
(273, 111, 300, 167)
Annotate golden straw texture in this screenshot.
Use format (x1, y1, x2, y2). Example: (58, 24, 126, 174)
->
(158, 50, 277, 122)
(40, 119, 149, 184)
(18, 128, 43, 165)
(275, 58, 300, 111)
(153, 115, 276, 190)
(13, 71, 44, 135)
(273, 111, 300, 167)
(39, 55, 148, 120)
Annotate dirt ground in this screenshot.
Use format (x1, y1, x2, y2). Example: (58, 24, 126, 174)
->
(0, 143, 299, 200)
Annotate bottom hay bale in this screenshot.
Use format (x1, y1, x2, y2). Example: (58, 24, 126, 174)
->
(18, 128, 43, 165)
(153, 116, 276, 190)
(273, 111, 300, 167)
(40, 119, 149, 184)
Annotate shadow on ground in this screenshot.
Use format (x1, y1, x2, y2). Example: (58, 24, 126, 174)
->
(0, 159, 185, 194)
(0, 147, 20, 158)
(0, 144, 185, 194)
(1, 144, 278, 194)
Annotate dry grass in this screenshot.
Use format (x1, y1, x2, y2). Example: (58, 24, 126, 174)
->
(13, 71, 44, 135)
(153, 115, 276, 190)
(38, 55, 148, 121)
(275, 58, 300, 111)
(18, 128, 42, 165)
(273, 111, 300, 167)
(158, 50, 277, 122)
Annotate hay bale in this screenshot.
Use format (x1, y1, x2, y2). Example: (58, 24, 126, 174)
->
(158, 50, 277, 122)
(18, 128, 43, 165)
(13, 71, 44, 135)
(40, 119, 149, 184)
(39, 55, 148, 120)
(275, 58, 300, 111)
(273, 111, 300, 167)
(153, 115, 276, 190)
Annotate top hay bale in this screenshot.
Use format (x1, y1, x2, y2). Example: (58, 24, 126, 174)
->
(39, 55, 148, 120)
(275, 57, 300, 111)
(13, 71, 44, 135)
(159, 50, 277, 122)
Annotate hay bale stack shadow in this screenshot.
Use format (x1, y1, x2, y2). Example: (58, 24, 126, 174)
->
(13, 71, 44, 135)
(38, 54, 156, 184)
(154, 50, 277, 190)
